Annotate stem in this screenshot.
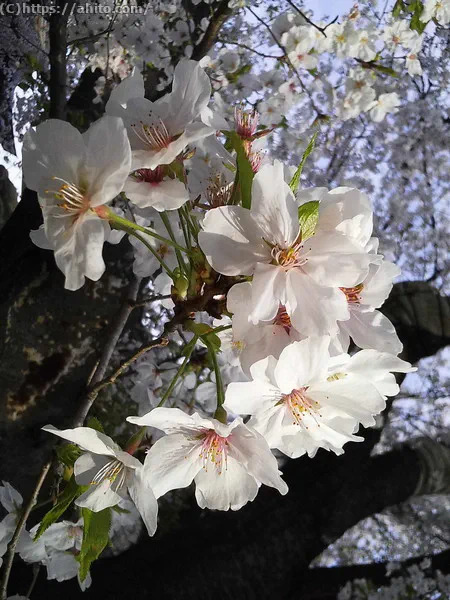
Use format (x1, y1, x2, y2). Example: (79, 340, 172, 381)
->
(205, 339, 226, 420)
(0, 461, 52, 600)
(211, 324, 232, 335)
(159, 211, 186, 274)
(129, 230, 174, 278)
(108, 211, 189, 254)
(178, 208, 192, 253)
(157, 336, 198, 407)
(26, 564, 40, 598)
(83, 335, 170, 416)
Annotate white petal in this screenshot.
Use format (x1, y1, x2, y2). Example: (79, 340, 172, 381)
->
(143, 433, 201, 498)
(250, 264, 287, 322)
(22, 120, 85, 197)
(83, 116, 131, 207)
(125, 176, 189, 211)
(127, 407, 202, 433)
(73, 453, 112, 486)
(342, 309, 403, 355)
(199, 206, 269, 276)
(42, 425, 121, 456)
(251, 161, 299, 247)
(0, 482, 23, 513)
(274, 337, 330, 393)
(42, 208, 110, 291)
(168, 60, 212, 132)
(361, 260, 401, 308)
(75, 480, 122, 511)
(286, 270, 349, 336)
(311, 380, 386, 428)
(319, 187, 373, 248)
(224, 380, 279, 415)
(106, 68, 145, 113)
(131, 123, 212, 170)
(30, 225, 52, 250)
(127, 467, 158, 536)
(228, 424, 288, 495)
(305, 231, 373, 287)
(194, 457, 259, 511)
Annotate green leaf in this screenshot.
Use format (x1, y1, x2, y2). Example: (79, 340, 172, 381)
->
(77, 507, 112, 581)
(184, 322, 213, 336)
(230, 132, 254, 209)
(289, 132, 318, 193)
(34, 477, 83, 540)
(298, 200, 320, 241)
(392, 0, 406, 17)
(202, 332, 222, 354)
(86, 416, 105, 434)
(112, 505, 130, 515)
(56, 444, 83, 468)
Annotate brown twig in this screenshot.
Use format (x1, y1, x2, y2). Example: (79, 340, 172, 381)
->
(285, 0, 328, 37)
(0, 461, 52, 600)
(191, 0, 234, 61)
(48, 0, 77, 119)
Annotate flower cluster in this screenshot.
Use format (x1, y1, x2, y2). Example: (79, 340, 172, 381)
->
(7, 56, 416, 588)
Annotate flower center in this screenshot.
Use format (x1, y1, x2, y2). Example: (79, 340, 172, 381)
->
(270, 241, 310, 271)
(45, 177, 89, 215)
(199, 430, 229, 474)
(206, 173, 233, 208)
(274, 305, 292, 333)
(131, 118, 174, 151)
(340, 283, 364, 305)
(157, 243, 170, 258)
(91, 458, 126, 490)
(279, 388, 321, 426)
(68, 525, 83, 539)
(133, 166, 165, 185)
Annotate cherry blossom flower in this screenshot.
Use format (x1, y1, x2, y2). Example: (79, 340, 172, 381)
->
(288, 37, 318, 71)
(348, 29, 378, 62)
(127, 408, 288, 511)
(420, 0, 450, 25)
(199, 161, 377, 336)
(42, 425, 158, 536)
(406, 53, 423, 77)
(306, 188, 402, 354)
(368, 92, 401, 122)
(335, 250, 403, 355)
(0, 483, 40, 568)
(106, 60, 214, 170)
(224, 337, 415, 458)
(383, 20, 418, 52)
(226, 281, 303, 374)
(23, 116, 131, 290)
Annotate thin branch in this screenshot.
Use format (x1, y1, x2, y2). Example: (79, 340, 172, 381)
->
(72, 275, 143, 426)
(48, 0, 77, 119)
(0, 461, 52, 600)
(285, 0, 328, 36)
(217, 38, 282, 59)
(132, 294, 172, 308)
(191, 0, 234, 60)
(246, 6, 323, 117)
